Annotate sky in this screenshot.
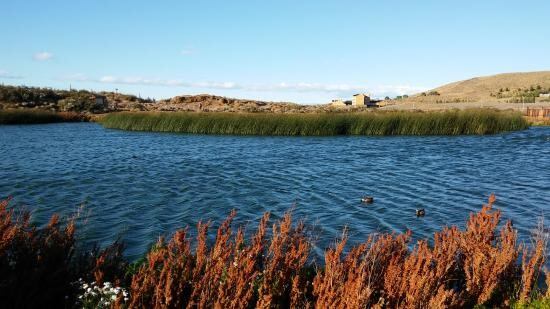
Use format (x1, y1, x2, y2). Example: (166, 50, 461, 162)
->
(1, 1, 550, 104)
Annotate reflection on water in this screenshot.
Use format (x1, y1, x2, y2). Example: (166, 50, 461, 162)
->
(1, 123, 549, 259)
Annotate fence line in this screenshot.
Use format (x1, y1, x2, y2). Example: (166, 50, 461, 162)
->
(525, 107, 550, 118)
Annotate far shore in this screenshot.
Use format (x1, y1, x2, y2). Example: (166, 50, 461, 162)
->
(0, 101, 550, 126)
(380, 100, 550, 111)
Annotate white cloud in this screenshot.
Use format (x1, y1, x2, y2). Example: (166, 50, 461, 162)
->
(192, 81, 239, 89)
(0, 70, 23, 79)
(33, 52, 54, 61)
(269, 82, 426, 94)
(245, 82, 428, 98)
(99, 75, 117, 83)
(59, 74, 428, 98)
(91, 76, 241, 90)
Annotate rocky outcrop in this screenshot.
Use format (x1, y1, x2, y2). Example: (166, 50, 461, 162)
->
(149, 94, 324, 113)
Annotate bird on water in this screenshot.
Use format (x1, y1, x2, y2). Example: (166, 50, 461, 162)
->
(361, 196, 374, 204)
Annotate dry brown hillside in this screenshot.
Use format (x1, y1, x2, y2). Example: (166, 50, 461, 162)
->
(148, 94, 337, 113)
(402, 71, 550, 104)
(155, 94, 301, 112)
(435, 71, 550, 98)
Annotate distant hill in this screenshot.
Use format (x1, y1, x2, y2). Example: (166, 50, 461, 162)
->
(404, 71, 550, 103)
(155, 94, 305, 113)
(0, 84, 153, 113)
(0, 85, 336, 113)
(433, 71, 550, 99)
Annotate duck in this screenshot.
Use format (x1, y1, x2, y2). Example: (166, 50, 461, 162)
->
(416, 208, 425, 217)
(361, 196, 374, 204)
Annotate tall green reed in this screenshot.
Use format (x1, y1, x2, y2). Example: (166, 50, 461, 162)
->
(100, 109, 528, 136)
(0, 109, 84, 125)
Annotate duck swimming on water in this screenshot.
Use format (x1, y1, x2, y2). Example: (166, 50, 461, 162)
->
(361, 196, 374, 204)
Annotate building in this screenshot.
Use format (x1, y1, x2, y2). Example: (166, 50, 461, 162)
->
(539, 93, 550, 98)
(93, 94, 107, 106)
(331, 93, 378, 108)
(526, 107, 550, 118)
(91, 94, 109, 110)
(352, 93, 372, 106)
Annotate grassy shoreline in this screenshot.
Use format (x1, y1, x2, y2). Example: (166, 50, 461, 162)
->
(100, 109, 529, 136)
(527, 116, 550, 126)
(0, 195, 548, 307)
(0, 109, 88, 124)
(1, 109, 540, 134)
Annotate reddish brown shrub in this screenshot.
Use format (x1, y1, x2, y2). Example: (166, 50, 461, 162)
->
(313, 231, 410, 308)
(460, 194, 520, 305)
(128, 231, 194, 308)
(126, 210, 311, 309)
(0, 198, 76, 307)
(519, 219, 547, 301)
(215, 212, 269, 308)
(1, 195, 549, 308)
(383, 227, 464, 308)
(256, 212, 310, 308)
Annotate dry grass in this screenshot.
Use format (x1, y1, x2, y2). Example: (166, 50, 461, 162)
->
(414, 71, 550, 102)
(1, 195, 549, 308)
(391, 71, 550, 109)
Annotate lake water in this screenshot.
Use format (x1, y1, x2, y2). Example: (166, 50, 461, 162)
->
(1, 123, 549, 260)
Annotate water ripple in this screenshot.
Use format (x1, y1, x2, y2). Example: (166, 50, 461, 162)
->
(1, 124, 549, 260)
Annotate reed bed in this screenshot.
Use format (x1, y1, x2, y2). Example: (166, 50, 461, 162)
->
(100, 109, 528, 136)
(528, 117, 550, 127)
(0, 109, 85, 125)
(1, 195, 549, 308)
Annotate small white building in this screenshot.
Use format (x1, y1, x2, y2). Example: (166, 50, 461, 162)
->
(352, 93, 372, 106)
(331, 93, 378, 107)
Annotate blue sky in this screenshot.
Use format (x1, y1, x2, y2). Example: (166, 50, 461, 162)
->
(1, 1, 549, 103)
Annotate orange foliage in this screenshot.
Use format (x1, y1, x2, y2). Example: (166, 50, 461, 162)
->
(120, 195, 550, 308)
(1, 195, 549, 307)
(0, 197, 76, 308)
(313, 231, 410, 308)
(519, 219, 547, 301)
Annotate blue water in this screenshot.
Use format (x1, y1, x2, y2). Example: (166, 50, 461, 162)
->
(1, 123, 549, 259)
